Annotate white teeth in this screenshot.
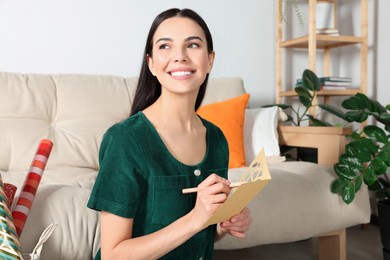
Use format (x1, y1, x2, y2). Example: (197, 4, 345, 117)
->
(171, 71, 193, 77)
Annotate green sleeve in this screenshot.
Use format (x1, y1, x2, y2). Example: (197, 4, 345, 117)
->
(87, 125, 146, 218)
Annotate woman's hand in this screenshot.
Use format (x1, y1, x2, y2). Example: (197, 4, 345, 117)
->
(189, 174, 231, 230)
(217, 207, 252, 239)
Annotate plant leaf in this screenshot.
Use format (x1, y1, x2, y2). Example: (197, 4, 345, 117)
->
(262, 104, 292, 110)
(302, 69, 321, 91)
(295, 86, 312, 98)
(294, 86, 313, 108)
(306, 115, 334, 126)
(342, 95, 366, 110)
(346, 139, 377, 162)
(363, 167, 377, 186)
(369, 158, 388, 175)
(286, 114, 294, 122)
(331, 178, 347, 193)
(370, 99, 388, 114)
(376, 112, 390, 127)
(339, 154, 364, 173)
(318, 104, 348, 120)
(344, 111, 368, 123)
(342, 183, 356, 204)
(299, 96, 312, 108)
(350, 131, 363, 140)
(334, 163, 356, 181)
(355, 175, 363, 192)
(363, 125, 388, 144)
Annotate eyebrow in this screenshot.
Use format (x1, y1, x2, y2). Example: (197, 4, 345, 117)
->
(155, 36, 204, 45)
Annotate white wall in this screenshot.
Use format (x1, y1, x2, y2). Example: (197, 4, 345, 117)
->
(0, 0, 274, 107)
(376, 0, 390, 107)
(0, 0, 388, 108)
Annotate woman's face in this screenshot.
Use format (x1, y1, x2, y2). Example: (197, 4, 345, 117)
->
(147, 16, 215, 95)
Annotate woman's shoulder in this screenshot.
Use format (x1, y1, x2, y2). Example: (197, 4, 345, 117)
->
(103, 112, 149, 142)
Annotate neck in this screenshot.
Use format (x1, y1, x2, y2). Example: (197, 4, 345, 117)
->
(144, 94, 200, 132)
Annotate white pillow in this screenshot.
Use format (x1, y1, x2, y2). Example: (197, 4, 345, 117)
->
(244, 107, 282, 165)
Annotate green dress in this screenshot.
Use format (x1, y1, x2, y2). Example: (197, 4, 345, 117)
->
(87, 112, 229, 260)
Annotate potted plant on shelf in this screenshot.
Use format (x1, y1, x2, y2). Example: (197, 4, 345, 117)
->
(264, 68, 332, 127)
(263, 69, 350, 163)
(320, 94, 390, 259)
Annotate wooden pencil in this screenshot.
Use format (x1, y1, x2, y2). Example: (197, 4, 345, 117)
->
(182, 181, 248, 194)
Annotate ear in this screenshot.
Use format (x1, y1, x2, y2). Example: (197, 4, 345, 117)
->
(147, 54, 156, 76)
(207, 51, 215, 73)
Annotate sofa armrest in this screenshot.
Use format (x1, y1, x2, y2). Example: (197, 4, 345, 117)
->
(277, 126, 352, 166)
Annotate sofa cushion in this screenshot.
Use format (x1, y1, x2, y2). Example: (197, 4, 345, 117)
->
(19, 184, 100, 259)
(0, 73, 136, 174)
(244, 107, 281, 165)
(197, 93, 250, 168)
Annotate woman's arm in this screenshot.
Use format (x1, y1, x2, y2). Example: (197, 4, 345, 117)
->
(100, 211, 199, 260)
(100, 174, 231, 260)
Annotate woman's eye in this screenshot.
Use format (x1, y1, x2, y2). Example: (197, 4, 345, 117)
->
(188, 43, 199, 48)
(159, 44, 170, 50)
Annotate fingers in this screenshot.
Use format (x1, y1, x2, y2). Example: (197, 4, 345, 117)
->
(230, 207, 252, 223)
(198, 174, 230, 193)
(220, 207, 253, 238)
(197, 174, 231, 211)
(189, 174, 231, 229)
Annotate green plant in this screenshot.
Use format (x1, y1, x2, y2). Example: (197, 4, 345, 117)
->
(264, 68, 332, 126)
(320, 94, 390, 204)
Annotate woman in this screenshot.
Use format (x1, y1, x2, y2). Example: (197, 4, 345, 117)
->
(88, 8, 252, 259)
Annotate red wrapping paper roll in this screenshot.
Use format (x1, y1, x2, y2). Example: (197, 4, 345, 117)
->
(12, 139, 54, 237)
(3, 183, 17, 208)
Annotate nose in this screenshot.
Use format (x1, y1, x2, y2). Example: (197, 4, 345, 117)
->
(174, 47, 188, 62)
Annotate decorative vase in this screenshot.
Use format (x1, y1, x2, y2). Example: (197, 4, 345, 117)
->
(378, 199, 390, 260)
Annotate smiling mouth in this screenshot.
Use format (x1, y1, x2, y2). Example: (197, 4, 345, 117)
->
(169, 71, 195, 77)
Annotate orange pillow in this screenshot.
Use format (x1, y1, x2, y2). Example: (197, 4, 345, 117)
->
(197, 93, 250, 168)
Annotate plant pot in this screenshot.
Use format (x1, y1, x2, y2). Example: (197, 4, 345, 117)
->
(378, 199, 390, 260)
(278, 126, 352, 165)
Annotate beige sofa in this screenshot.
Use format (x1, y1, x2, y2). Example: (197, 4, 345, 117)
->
(0, 72, 370, 259)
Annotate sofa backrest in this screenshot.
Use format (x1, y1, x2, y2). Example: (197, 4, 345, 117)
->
(0, 72, 245, 174)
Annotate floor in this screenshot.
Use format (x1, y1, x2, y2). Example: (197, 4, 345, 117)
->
(214, 224, 382, 260)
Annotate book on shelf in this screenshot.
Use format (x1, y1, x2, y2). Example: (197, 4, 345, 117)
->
(295, 77, 357, 90)
(295, 83, 356, 90)
(320, 85, 359, 90)
(296, 80, 351, 87)
(318, 76, 352, 82)
(321, 81, 352, 86)
(296, 76, 352, 85)
(316, 28, 339, 35)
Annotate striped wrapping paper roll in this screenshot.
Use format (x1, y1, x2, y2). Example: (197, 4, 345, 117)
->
(0, 175, 23, 260)
(12, 139, 54, 237)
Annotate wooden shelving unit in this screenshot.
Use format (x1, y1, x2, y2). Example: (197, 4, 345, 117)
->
(275, 0, 368, 105)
